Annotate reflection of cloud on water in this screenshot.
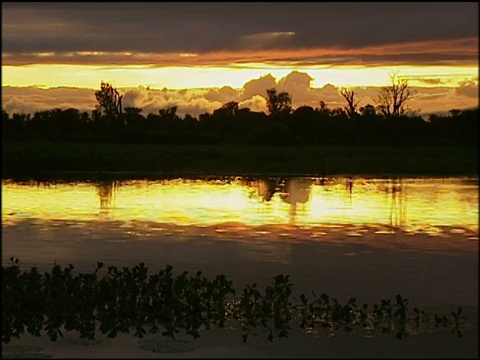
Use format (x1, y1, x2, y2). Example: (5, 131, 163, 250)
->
(280, 178, 312, 205)
(280, 178, 312, 225)
(244, 177, 313, 225)
(1, 177, 477, 232)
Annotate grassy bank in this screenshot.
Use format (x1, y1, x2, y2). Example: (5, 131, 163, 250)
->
(2, 142, 478, 179)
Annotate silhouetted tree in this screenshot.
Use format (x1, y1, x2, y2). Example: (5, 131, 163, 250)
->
(266, 88, 292, 118)
(449, 109, 461, 117)
(2, 108, 9, 122)
(2, 83, 478, 147)
(339, 88, 360, 119)
(95, 82, 124, 133)
(158, 105, 178, 121)
(360, 104, 376, 117)
(214, 101, 239, 118)
(2, 109, 10, 138)
(158, 106, 179, 133)
(339, 89, 362, 145)
(124, 107, 145, 136)
(292, 105, 318, 143)
(95, 82, 123, 118)
(376, 72, 411, 117)
(317, 101, 330, 116)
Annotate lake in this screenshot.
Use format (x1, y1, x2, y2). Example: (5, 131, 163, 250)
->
(2, 176, 478, 309)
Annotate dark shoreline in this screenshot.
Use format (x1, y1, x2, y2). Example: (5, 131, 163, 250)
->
(3, 142, 478, 181)
(2, 171, 479, 183)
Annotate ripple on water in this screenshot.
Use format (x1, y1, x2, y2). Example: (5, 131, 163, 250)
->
(374, 229, 396, 235)
(137, 338, 195, 353)
(346, 231, 363, 237)
(2, 346, 52, 359)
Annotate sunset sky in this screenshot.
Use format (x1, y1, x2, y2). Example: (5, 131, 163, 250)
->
(2, 2, 478, 116)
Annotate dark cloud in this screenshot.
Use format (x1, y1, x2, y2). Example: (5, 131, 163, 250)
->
(2, 2, 478, 65)
(3, 47, 477, 67)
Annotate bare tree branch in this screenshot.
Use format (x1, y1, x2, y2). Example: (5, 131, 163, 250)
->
(339, 88, 360, 119)
(376, 72, 411, 117)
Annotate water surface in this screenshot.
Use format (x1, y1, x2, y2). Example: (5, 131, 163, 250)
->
(2, 176, 478, 308)
(2, 177, 478, 232)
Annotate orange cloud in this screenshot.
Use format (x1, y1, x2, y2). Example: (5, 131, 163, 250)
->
(3, 38, 477, 67)
(455, 80, 479, 98)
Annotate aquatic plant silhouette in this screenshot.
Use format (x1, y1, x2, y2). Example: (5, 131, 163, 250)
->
(2, 258, 468, 344)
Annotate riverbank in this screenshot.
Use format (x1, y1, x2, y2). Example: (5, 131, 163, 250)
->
(3, 142, 478, 180)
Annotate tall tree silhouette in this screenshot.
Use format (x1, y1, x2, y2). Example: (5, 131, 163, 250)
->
(339, 88, 360, 119)
(215, 101, 239, 118)
(340, 88, 361, 145)
(95, 82, 124, 133)
(266, 88, 292, 118)
(376, 72, 411, 117)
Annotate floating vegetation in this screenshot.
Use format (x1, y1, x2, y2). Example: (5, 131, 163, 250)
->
(2, 258, 467, 344)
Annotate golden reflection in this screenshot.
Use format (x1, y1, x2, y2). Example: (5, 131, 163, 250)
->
(280, 178, 312, 225)
(96, 181, 117, 218)
(1, 178, 478, 233)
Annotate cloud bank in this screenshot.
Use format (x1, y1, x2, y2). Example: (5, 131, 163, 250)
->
(2, 72, 478, 117)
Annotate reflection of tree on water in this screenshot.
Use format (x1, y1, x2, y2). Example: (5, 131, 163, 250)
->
(96, 181, 117, 216)
(244, 178, 280, 202)
(35, 180, 58, 188)
(246, 178, 313, 224)
(280, 178, 312, 225)
(385, 178, 407, 227)
(256, 178, 281, 202)
(346, 177, 353, 206)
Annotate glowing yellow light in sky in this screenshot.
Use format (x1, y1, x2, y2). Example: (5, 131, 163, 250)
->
(2, 64, 478, 90)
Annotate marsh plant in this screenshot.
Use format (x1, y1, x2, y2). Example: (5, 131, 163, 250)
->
(2, 258, 467, 344)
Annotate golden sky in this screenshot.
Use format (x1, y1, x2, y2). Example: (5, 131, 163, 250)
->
(2, 64, 479, 90)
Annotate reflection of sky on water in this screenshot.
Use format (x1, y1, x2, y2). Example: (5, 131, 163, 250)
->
(2, 177, 478, 233)
(3, 177, 478, 311)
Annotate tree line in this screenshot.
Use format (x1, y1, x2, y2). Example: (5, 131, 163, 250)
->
(2, 75, 478, 146)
